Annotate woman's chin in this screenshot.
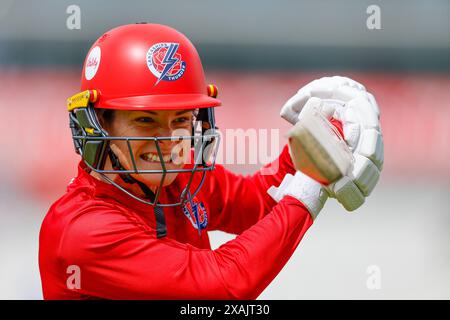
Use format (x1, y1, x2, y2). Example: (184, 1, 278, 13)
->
(127, 159, 184, 187)
(132, 173, 178, 188)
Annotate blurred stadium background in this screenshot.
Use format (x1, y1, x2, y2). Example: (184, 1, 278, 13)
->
(0, 0, 449, 299)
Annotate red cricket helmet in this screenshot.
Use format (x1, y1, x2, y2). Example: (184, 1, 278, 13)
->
(80, 23, 221, 110)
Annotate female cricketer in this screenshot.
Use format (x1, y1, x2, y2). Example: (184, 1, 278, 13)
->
(39, 23, 383, 299)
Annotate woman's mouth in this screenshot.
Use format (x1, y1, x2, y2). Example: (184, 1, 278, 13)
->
(140, 152, 172, 163)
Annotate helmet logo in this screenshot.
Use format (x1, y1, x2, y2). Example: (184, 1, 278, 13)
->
(85, 46, 101, 81)
(146, 42, 186, 85)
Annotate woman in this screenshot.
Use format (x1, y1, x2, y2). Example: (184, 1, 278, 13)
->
(39, 23, 383, 299)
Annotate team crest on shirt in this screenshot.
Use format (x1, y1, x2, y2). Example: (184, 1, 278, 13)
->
(146, 42, 186, 86)
(183, 195, 208, 233)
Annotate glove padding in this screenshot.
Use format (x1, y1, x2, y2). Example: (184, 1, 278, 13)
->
(280, 76, 384, 211)
(267, 171, 328, 220)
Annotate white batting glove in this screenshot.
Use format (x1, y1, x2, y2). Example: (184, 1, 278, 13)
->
(267, 171, 328, 220)
(280, 76, 384, 211)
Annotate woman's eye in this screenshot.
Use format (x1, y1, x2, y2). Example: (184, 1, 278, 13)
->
(135, 117, 155, 123)
(173, 117, 190, 124)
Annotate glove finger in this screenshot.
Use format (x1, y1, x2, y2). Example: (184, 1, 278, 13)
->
(356, 128, 384, 170)
(282, 76, 351, 124)
(341, 76, 366, 91)
(343, 122, 361, 151)
(280, 91, 311, 124)
(298, 97, 324, 120)
(300, 97, 344, 121)
(334, 103, 363, 150)
(333, 176, 365, 211)
(330, 76, 350, 87)
(321, 99, 344, 119)
(309, 83, 334, 99)
(338, 95, 383, 168)
(332, 85, 366, 102)
(346, 96, 380, 129)
(367, 92, 381, 119)
(294, 77, 337, 109)
(352, 154, 381, 196)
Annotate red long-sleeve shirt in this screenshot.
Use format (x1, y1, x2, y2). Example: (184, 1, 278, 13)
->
(39, 145, 314, 299)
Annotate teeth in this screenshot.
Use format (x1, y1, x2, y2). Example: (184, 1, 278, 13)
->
(142, 153, 172, 163)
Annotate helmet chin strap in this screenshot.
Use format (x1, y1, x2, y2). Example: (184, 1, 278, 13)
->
(108, 149, 167, 238)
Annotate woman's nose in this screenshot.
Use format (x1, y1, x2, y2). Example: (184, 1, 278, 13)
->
(156, 126, 177, 150)
(158, 137, 174, 149)
(157, 126, 172, 138)
(157, 126, 190, 151)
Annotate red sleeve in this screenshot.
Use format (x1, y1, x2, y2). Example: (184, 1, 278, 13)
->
(61, 196, 313, 299)
(206, 144, 297, 234)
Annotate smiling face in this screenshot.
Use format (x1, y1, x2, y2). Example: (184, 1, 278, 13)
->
(99, 109, 195, 188)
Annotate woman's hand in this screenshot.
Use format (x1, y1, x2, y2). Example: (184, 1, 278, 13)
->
(279, 76, 384, 211)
